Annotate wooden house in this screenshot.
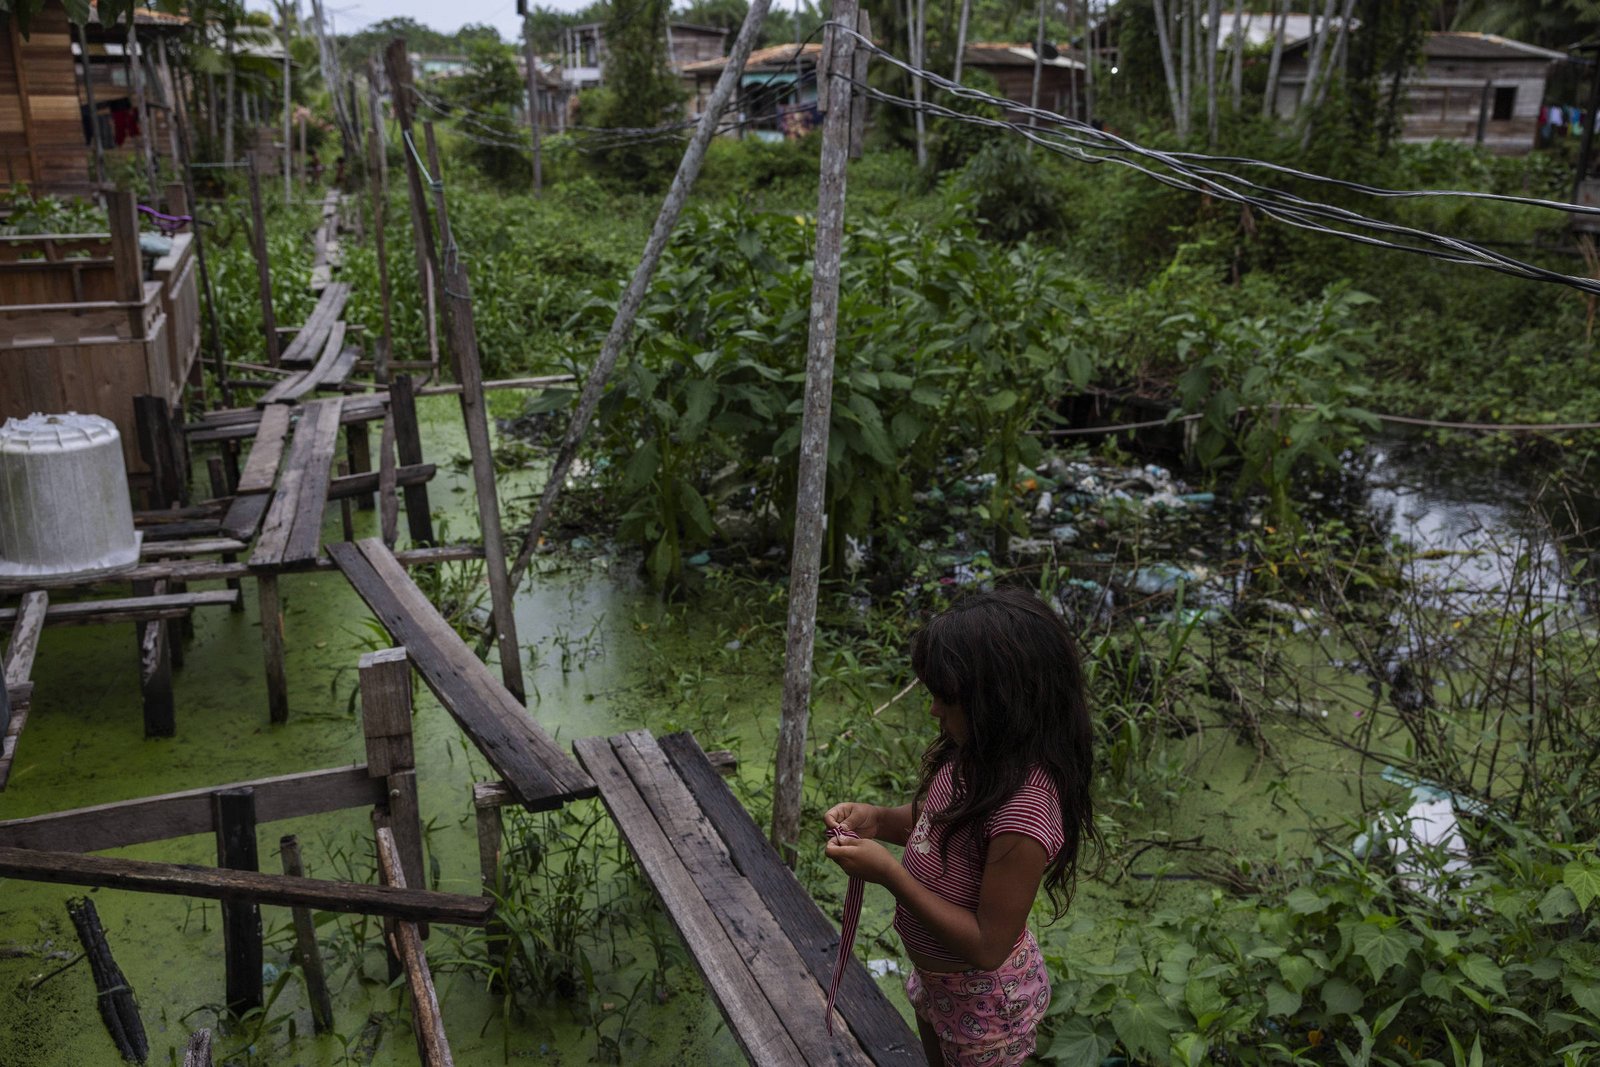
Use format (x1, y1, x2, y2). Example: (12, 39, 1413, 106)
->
(681, 43, 822, 140)
(558, 20, 727, 92)
(1272, 31, 1563, 154)
(2, 4, 190, 196)
(0, 186, 201, 487)
(961, 42, 1087, 120)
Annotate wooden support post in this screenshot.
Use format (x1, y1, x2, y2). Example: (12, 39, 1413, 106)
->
(257, 575, 288, 724)
(182, 1030, 213, 1067)
(381, 41, 442, 381)
(208, 457, 246, 612)
(773, 0, 858, 862)
(72, 21, 106, 184)
(213, 788, 263, 1017)
(389, 375, 434, 545)
(66, 897, 148, 1063)
(338, 460, 356, 541)
(379, 415, 399, 548)
(134, 579, 176, 738)
(497, 0, 777, 605)
(247, 161, 282, 366)
(108, 190, 143, 342)
(360, 648, 425, 920)
(366, 62, 395, 385)
(134, 395, 184, 514)
(347, 422, 374, 510)
(472, 783, 508, 991)
(376, 827, 454, 1066)
(420, 123, 526, 704)
(278, 835, 335, 1033)
(522, 24, 543, 195)
(850, 10, 872, 160)
(128, 22, 159, 194)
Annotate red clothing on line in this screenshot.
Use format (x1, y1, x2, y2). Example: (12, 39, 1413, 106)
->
(893, 761, 1065, 964)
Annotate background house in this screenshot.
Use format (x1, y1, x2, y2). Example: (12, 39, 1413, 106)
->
(682, 43, 820, 140)
(961, 42, 1086, 120)
(1272, 30, 1562, 154)
(558, 21, 727, 93)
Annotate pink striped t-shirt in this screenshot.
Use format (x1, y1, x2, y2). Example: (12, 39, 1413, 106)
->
(893, 761, 1065, 964)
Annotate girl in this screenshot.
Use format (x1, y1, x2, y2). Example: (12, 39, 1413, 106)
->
(824, 586, 1097, 1066)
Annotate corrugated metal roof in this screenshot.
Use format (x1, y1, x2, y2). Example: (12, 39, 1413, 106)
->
(681, 42, 821, 75)
(1423, 32, 1565, 62)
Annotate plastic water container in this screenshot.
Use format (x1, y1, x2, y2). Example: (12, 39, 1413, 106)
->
(0, 412, 142, 582)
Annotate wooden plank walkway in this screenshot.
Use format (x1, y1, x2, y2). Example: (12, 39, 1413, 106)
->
(279, 282, 350, 366)
(186, 393, 385, 445)
(257, 323, 357, 407)
(250, 399, 343, 569)
(329, 538, 594, 810)
(572, 730, 919, 1067)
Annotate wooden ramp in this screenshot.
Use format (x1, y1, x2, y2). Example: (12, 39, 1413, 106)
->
(573, 730, 919, 1066)
(330, 538, 593, 810)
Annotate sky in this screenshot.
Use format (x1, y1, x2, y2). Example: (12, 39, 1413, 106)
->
(251, 0, 587, 43)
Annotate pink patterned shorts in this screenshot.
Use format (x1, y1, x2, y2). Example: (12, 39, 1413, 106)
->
(905, 930, 1051, 1067)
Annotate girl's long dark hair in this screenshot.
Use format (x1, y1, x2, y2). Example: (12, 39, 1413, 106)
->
(910, 585, 1098, 918)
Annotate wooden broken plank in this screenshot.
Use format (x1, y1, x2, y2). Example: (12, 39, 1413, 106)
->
(250, 399, 343, 568)
(115, 545, 485, 585)
(220, 493, 272, 544)
(0, 590, 238, 628)
(328, 539, 593, 809)
(0, 846, 494, 926)
(377, 827, 454, 1066)
(0, 765, 386, 853)
(236, 405, 293, 494)
(139, 538, 251, 560)
(261, 322, 349, 406)
(659, 732, 920, 1065)
(572, 736, 807, 1067)
(278, 282, 351, 366)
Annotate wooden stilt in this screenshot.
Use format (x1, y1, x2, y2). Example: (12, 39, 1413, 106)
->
(420, 124, 525, 704)
(381, 41, 442, 380)
(66, 896, 148, 1063)
(346, 422, 374, 510)
(214, 788, 263, 1017)
(379, 415, 399, 548)
(135, 579, 176, 738)
(278, 835, 335, 1033)
(257, 575, 288, 724)
(360, 648, 425, 925)
(182, 1030, 213, 1067)
(338, 460, 356, 542)
(208, 458, 245, 613)
(246, 161, 281, 366)
(388, 376, 434, 546)
(375, 826, 454, 1066)
(473, 783, 508, 991)
(134, 395, 182, 511)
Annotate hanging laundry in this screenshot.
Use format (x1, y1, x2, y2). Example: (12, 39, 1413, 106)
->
(109, 100, 140, 146)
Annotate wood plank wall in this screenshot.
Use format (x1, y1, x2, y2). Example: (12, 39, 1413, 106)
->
(1, 9, 92, 190)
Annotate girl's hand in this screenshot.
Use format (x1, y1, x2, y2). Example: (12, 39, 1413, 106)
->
(823, 802, 880, 839)
(824, 835, 900, 886)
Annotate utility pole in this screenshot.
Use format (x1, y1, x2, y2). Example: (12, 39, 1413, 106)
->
(771, 0, 860, 862)
(1574, 45, 1600, 203)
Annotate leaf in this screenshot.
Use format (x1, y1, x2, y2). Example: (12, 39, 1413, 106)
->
(1185, 977, 1228, 1025)
(1278, 954, 1319, 994)
(523, 387, 575, 415)
(1041, 1016, 1115, 1067)
(984, 389, 1019, 414)
(1264, 982, 1302, 1019)
(1322, 978, 1364, 1017)
(676, 482, 715, 542)
(620, 439, 660, 495)
(1351, 921, 1417, 984)
(1569, 982, 1600, 1020)
(1420, 970, 1456, 1000)
(1538, 884, 1580, 923)
(910, 385, 943, 408)
(1564, 860, 1600, 910)
(1457, 954, 1506, 996)
(1286, 888, 1331, 915)
(1109, 995, 1183, 1062)
(681, 379, 717, 441)
(890, 410, 925, 449)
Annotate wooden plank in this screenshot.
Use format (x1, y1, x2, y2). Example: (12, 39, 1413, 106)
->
(220, 492, 271, 543)
(235, 403, 292, 492)
(659, 732, 920, 1065)
(185, 393, 386, 444)
(258, 574, 287, 724)
(0, 590, 237, 627)
(329, 462, 435, 501)
(0, 846, 494, 925)
(261, 321, 347, 405)
(250, 398, 341, 568)
(328, 540, 593, 809)
(278, 283, 350, 366)
(0, 765, 385, 853)
(282, 398, 343, 564)
(379, 414, 399, 547)
(389, 376, 434, 545)
(110, 545, 484, 585)
(4, 590, 48, 686)
(376, 827, 454, 1066)
(572, 736, 807, 1067)
(138, 538, 250, 560)
(613, 732, 874, 1067)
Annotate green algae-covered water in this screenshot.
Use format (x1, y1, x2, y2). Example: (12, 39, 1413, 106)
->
(0, 401, 1536, 1066)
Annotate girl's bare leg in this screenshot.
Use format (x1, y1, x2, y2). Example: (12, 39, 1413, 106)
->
(917, 1014, 946, 1066)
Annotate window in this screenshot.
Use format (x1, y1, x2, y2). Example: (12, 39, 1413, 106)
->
(1492, 86, 1516, 121)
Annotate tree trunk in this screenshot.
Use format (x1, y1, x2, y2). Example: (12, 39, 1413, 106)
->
(1084, 0, 1096, 121)
(911, 0, 927, 165)
(1262, 0, 1288, 117)
(1204, 0, 1220, 144)
(953, 0, 970, 82)
(223, 35, 235, 163)
(1179, 0, 1192, 138)
(1151, 0, 1185, 136)
(1029, 0, 1045, 127)
(1299, 0, 1337, 112)
(1229, 0, 1244, 112)
(281, 1, 293, 203)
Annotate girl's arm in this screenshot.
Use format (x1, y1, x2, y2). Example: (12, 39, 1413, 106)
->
(823, 801, 915, 846)
(827, 832, 1047, 971)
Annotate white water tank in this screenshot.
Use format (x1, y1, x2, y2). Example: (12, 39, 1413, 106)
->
(0, 413, 142, 582)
